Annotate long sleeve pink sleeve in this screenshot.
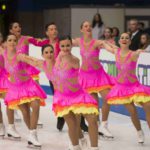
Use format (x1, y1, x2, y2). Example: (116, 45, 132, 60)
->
(28, 37, 49, 47)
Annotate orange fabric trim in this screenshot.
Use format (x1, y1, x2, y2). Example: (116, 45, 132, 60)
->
(53, 103, 99, 117)
(8, 96, 45, 110)
(86, 85, 112, 94)
(108, 92, 150, 105)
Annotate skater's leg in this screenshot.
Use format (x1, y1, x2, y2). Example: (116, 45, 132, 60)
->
(84, 114, 98, 147)
(7, 106, 20, 139)
(27, 100, 41, 148)
(0, 103, 5, 137)
(125, 103, 144, 144)
(99, 89, 113, 138)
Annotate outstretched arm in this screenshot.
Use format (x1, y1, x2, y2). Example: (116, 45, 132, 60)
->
(72, 38, 80, 47)
(102, 41, 118, 54)
(27, 36, 49, 47)
(132, 49, 145, 61)
(17, 53, 44, 69)
(144, 45, 150, 53)
(94, 40, 104, 49)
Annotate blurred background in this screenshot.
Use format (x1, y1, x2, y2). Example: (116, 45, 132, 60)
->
(0, 0, 150, 37)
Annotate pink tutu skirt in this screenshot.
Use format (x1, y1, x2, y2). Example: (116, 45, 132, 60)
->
(0, 69, 9, 97)
(5, 78, 47, 109)
(26, 64, 40, 81)
(107, 81, 150, 105)
(53, 89, 99, 117)
(79, 67, 114, 93)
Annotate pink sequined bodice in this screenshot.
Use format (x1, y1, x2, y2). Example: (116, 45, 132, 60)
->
(53, 67, 81, 95)
(4, 51, 29, 84)
(51, 57, 81, 95)
(17, 36, 29, 54)
(116, 48, 138, 84)
(80, 38, 102, 71)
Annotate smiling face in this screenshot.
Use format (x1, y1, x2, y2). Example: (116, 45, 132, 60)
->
(9, 22, 21, 38)
(42, 46, 54, 60)
(46, 24, 58, 39)
(6, 34, 17, 50)
(119, 33, 131, 47)
(80, 21, 92, 37)
(59, 39, 72, 56)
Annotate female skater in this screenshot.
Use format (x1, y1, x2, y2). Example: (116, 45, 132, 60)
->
(22, 36, 100, 150)
(102, 32, 150, 144)
(0, 33, 20, 139)
(9, 21, 43, 127)
(0, 33, 7, 138)
(73, 21, 114, 138)
(28, 22, 88, 132)
(0, 54, 8, 138)
(1, 34, 47, 148)
(27, 22, 65, 131)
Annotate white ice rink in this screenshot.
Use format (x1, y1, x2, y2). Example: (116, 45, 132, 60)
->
(0, 95, 150, 150)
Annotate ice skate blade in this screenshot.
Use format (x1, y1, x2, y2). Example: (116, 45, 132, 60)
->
(28, 141, 42, 149)
(7, 134, 21, 141)
(138, 142, 144, 145)
(14, 119, 22, 122)
(99, 131, 114, 139)
(99, 134, 114, 140)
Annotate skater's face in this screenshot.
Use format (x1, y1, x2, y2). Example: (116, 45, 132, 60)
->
(59, 39, 72, 55)
(119, 33, 131, 47)
(81, 21, 92, 36)
(42, 46, 54, 60)
(6, 35, 17, 50)
(10, 22, 22, 37)
(46, 25, 58, 39)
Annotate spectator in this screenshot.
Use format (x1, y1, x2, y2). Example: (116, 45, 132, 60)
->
(103, 27, 115, 44)
(138, 22, 145, 31)
(128, 19, 143, 51)
(139, 33, 150, 52)
(92, 13, 105, 39)
(129, 19, 142, 51)
(112, 27, 120, 46)
(144, 27, 150, 36)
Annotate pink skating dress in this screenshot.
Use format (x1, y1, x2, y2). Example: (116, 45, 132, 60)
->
(0, 54, 8, 96)
(28, 37, 60, 59)
(79, 38, 114, 93)
(42, 59, 99, 117)
(4, 51, 47, 109)
(17, 36, 40, 80)
(107, 48, 150, 104)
